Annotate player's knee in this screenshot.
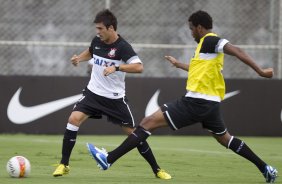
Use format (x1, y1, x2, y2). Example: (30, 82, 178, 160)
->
(140, 113, 165, 132)
(68, 115, 81, 126)
(213, 135, 222, 144)
(216, 138, 227, 147)
(214, 133, 231, 148)
(140, 116, 152, 125)
(140, 116, 155, 129)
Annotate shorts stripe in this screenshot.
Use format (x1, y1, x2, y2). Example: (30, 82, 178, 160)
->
(122, 96, 135, 127)
(207, 128, 227, 135)
(165, 110, 178, 130)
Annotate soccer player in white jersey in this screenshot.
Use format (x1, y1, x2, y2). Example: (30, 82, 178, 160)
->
(53, 9, 171, 180)
(87, 10, 278, 183)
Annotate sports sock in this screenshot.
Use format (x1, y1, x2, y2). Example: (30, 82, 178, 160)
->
(228, 136, 267, 173)
(107, 126, 151, 164)
(137, 141, 160, 174)
(60, 123, 79, 165)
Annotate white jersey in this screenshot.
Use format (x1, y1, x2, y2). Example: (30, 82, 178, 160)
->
(87, 35, 142, 99)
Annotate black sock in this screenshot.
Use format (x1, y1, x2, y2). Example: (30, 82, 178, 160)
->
(107, 126, 151, 164)
(137, 141, 160, 174)
(229, 137, 267, 173)
(60, 129, 77, 165)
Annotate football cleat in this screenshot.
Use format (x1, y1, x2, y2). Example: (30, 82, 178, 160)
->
(263, 165, 278, 183)
(53, 164, 70, 177)
(156, 169, 172, 180)
(86, 143, 110, 170)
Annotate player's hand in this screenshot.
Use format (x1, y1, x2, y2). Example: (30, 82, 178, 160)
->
(71, 55, 80, 66)
(165, 56, 179, 67)
(103, 66, 116, 76)
(260, 68, 274, 78)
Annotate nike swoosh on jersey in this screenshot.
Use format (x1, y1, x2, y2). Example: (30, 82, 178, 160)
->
(145, 90, 240, 117)
(7, 87, 82, 124)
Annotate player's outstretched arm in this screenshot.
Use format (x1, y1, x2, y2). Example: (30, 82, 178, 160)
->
(71, 49, 92, 66)
(165, 56, 189, 71)
(223, 43, 273, 78)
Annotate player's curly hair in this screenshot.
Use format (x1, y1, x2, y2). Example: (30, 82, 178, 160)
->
(94, 9, 118, 31)
(188, 10, 213, 29)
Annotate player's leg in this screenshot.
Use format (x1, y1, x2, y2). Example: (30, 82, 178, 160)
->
(213, 132, 278, 183)
(107, 109, 168, 164)
(204, 101, 267, 172)
(121, 126, 161, 171)
(61, 111, 88, 165)
(53, 111, 88, 177)
(203, 101, 278, 183)
(213, 132, 267, 172)
(121, 126, 171, 179)
(87, 109, 167, 171)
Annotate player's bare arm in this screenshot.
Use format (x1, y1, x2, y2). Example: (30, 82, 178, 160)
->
(223, 43, 273, 78)
(103, 63, 143, 76)
(71, 49, 92, 66)
(165, 56, 189, 71)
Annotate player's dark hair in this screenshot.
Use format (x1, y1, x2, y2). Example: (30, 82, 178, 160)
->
(188, 10, 213, 29)
(94, 9, 117, 31)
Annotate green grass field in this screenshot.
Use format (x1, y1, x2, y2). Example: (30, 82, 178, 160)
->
(0, 134, 281, 184)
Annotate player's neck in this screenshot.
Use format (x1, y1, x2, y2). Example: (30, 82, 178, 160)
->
(198, 30, 212, 40)
(201, 30, 212, 37)
(104, 33, 119, 44)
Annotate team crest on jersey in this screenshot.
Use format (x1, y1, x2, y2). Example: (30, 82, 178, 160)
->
(108, 48, 117, 58)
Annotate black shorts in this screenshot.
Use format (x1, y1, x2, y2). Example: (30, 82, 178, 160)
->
(73, 88, 135, 128)
(161, 96, 227, 135)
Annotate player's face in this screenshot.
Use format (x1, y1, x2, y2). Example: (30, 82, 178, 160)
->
(188, 21, 200, 43)
(95, 23, 112, 43)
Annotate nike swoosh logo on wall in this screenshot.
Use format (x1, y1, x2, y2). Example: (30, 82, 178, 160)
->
(145, 90, 240, 117)
(7, 87, 82, 124)
(223, 90, 240, 100)
(145, 90, 161, 117)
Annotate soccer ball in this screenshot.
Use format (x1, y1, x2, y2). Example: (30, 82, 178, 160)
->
(6, 156, 31, 178)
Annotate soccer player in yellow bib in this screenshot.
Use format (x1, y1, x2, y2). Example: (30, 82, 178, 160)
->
(87, 10, 278, 183)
